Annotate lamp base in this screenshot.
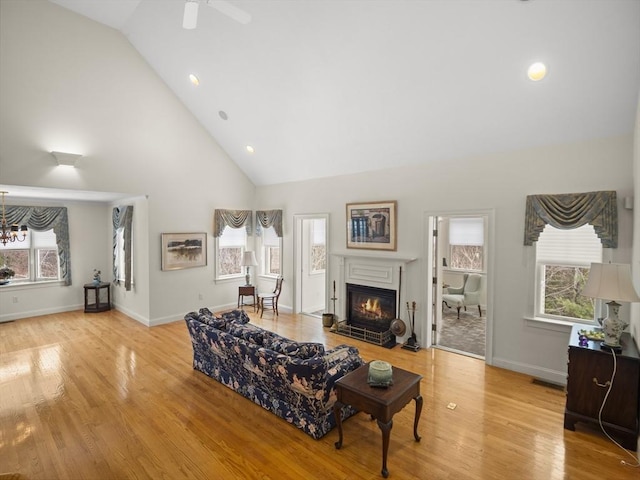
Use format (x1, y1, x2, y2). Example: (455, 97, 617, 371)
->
(600, 301, 628, 350)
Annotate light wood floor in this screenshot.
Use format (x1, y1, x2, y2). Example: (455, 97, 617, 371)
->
(1, 309, 638, 479)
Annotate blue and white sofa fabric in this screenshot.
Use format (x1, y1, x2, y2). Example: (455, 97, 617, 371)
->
(184, 309, 364, 439)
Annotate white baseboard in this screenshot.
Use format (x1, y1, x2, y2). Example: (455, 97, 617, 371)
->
(492, 356, 567, 386)
(0, 304, 83, 323)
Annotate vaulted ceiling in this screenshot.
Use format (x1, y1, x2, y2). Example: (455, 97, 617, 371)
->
(48, 0, 640, 186)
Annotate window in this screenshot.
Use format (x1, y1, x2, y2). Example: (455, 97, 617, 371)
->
(310, 219, 326, 273)
(449, 217, 484, 271)
(535, 224, 602, 322)
(0, 230, 60, 282)
(262, 226, 281, 276)
(217, 226, 246, 279)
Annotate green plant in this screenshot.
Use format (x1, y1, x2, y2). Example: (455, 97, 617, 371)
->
(0, 266, 15, 280)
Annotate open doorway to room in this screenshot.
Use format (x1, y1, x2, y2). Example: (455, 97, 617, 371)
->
(294, 214, 328, 318)
(425, 212, 492, 360)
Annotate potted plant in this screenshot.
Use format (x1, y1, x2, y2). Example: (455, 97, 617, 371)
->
(0, 266, 15, 285)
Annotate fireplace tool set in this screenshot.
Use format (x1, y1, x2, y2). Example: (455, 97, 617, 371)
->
(326, 280, 339, 329)
(402, 301, 421, 352)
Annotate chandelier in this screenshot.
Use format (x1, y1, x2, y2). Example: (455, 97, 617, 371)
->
(1, 191, 28, 246)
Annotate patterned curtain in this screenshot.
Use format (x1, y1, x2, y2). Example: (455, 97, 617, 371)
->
(112, 205, 133, 291)
(4, 206, 72, 285)
(214, 209, 252, 237)
(256, 209, 283, 237)
(524, 191, 617, 247)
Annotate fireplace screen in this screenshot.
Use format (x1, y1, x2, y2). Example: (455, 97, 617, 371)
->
(346, 283, 396, 332)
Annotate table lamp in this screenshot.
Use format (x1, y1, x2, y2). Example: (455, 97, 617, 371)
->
(581, 263, 640, 351)
(240, 251, 258, 286)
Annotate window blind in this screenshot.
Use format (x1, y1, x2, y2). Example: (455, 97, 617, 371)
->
(219, 227, 246, 247)
(263, 226, 279, 247)
(449, 217, 484, 246)
(312, 219, 325, 245)
(536, 224, 602, 265)
(32, 229, 57, 248)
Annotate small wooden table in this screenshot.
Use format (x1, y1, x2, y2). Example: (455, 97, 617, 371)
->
(237, 285, 256, 312)
(84, 282, 111, 313)
(334, 363, 423, 478)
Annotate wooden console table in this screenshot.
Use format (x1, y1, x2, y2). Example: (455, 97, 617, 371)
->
(334, 363, 422, 478)
(84, 282, 111, 313)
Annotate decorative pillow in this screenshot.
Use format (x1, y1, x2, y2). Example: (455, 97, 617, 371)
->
(220, 309, 251, 324)
(227, 323, 264, 345)
(265, 337, 325, 359)
(197, 310, 227, 330)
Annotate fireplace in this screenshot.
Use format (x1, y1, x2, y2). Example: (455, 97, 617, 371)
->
(337, 283, 397, 348)
(347, 283, 397, 332)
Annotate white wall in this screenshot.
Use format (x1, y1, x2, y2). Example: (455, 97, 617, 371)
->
(0, 1, 256, 325)
(256, 134, 635, 384)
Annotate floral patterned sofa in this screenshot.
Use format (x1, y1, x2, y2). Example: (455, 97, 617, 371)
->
(184, 308, 365, 439)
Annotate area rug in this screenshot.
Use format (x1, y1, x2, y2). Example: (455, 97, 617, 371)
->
(438, 305, 486, 357)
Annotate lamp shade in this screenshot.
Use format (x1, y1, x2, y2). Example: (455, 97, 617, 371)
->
(240, 251, 258, 267)
(582, 263, 640, 302)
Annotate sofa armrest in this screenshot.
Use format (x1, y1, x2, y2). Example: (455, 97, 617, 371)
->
(447, 285, 464, 294)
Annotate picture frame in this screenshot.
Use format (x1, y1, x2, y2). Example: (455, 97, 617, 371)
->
(346, 201, 397, 251)
(161, 232, 207, 271)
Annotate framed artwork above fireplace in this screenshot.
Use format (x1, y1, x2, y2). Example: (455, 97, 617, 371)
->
(346, 201, 397, 251)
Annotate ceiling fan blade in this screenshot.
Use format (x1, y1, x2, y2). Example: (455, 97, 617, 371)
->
(205, 0, 251, 25)
(183, 1, 199, 29)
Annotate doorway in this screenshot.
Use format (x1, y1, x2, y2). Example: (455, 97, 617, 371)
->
(425, 211, 493, 361)
(294, 214, 328, 317)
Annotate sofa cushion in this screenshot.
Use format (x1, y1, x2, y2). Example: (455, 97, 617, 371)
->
(227, 323, 265, 345)
(196, 309, 227, 330)
(220, 309, 251, 324)
(265, 336, 325, 359)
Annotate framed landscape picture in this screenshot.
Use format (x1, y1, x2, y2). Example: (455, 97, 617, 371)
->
(161, 232, 207, 271)
(346, 201, 397, 251)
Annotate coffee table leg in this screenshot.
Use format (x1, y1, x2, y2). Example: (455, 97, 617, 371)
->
(376, 418, 392, 478)
(334, 403, 344, 449)
(414, 394, 423, 442)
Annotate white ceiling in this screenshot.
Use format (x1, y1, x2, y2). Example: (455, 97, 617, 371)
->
(47, 0, 640, 186)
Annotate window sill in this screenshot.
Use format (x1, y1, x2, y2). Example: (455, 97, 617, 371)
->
(523, 316, 595, 334)
(0, 280, 65, 290)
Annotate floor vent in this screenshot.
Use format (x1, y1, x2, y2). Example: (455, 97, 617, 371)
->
(532, 378, 564, 391)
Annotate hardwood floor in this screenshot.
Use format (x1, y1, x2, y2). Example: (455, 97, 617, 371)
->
(1, 309, 638, 479)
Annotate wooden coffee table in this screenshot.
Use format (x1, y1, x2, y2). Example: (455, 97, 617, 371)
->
(333, 363, 423, 478)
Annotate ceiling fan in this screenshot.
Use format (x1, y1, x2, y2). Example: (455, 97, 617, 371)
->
(183, 0, 251, 29)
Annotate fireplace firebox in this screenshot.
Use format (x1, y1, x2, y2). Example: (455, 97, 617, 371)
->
(346, 283, 397, 333)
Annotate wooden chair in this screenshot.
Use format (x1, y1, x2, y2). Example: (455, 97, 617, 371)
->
(258, 276, 283, 318)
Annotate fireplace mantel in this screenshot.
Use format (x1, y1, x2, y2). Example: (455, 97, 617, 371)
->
(331, 251, 417, 264)
(331, 252, 416, 329)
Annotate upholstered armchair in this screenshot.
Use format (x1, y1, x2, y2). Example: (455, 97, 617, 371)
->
(442, 273, 484, 319)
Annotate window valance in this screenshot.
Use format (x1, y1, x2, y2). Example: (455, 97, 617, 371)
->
(113, 205, 133, 291)
(4, 206, 72, 285)
(256, 209, 283, 237)
(524, 191, 617, 248)
(214, 209, 252, 237)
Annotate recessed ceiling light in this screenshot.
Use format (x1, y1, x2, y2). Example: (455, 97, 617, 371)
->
(246, 145, 255, 154)
(527, 62, 547, 81)
(189, 74, 200, 86)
